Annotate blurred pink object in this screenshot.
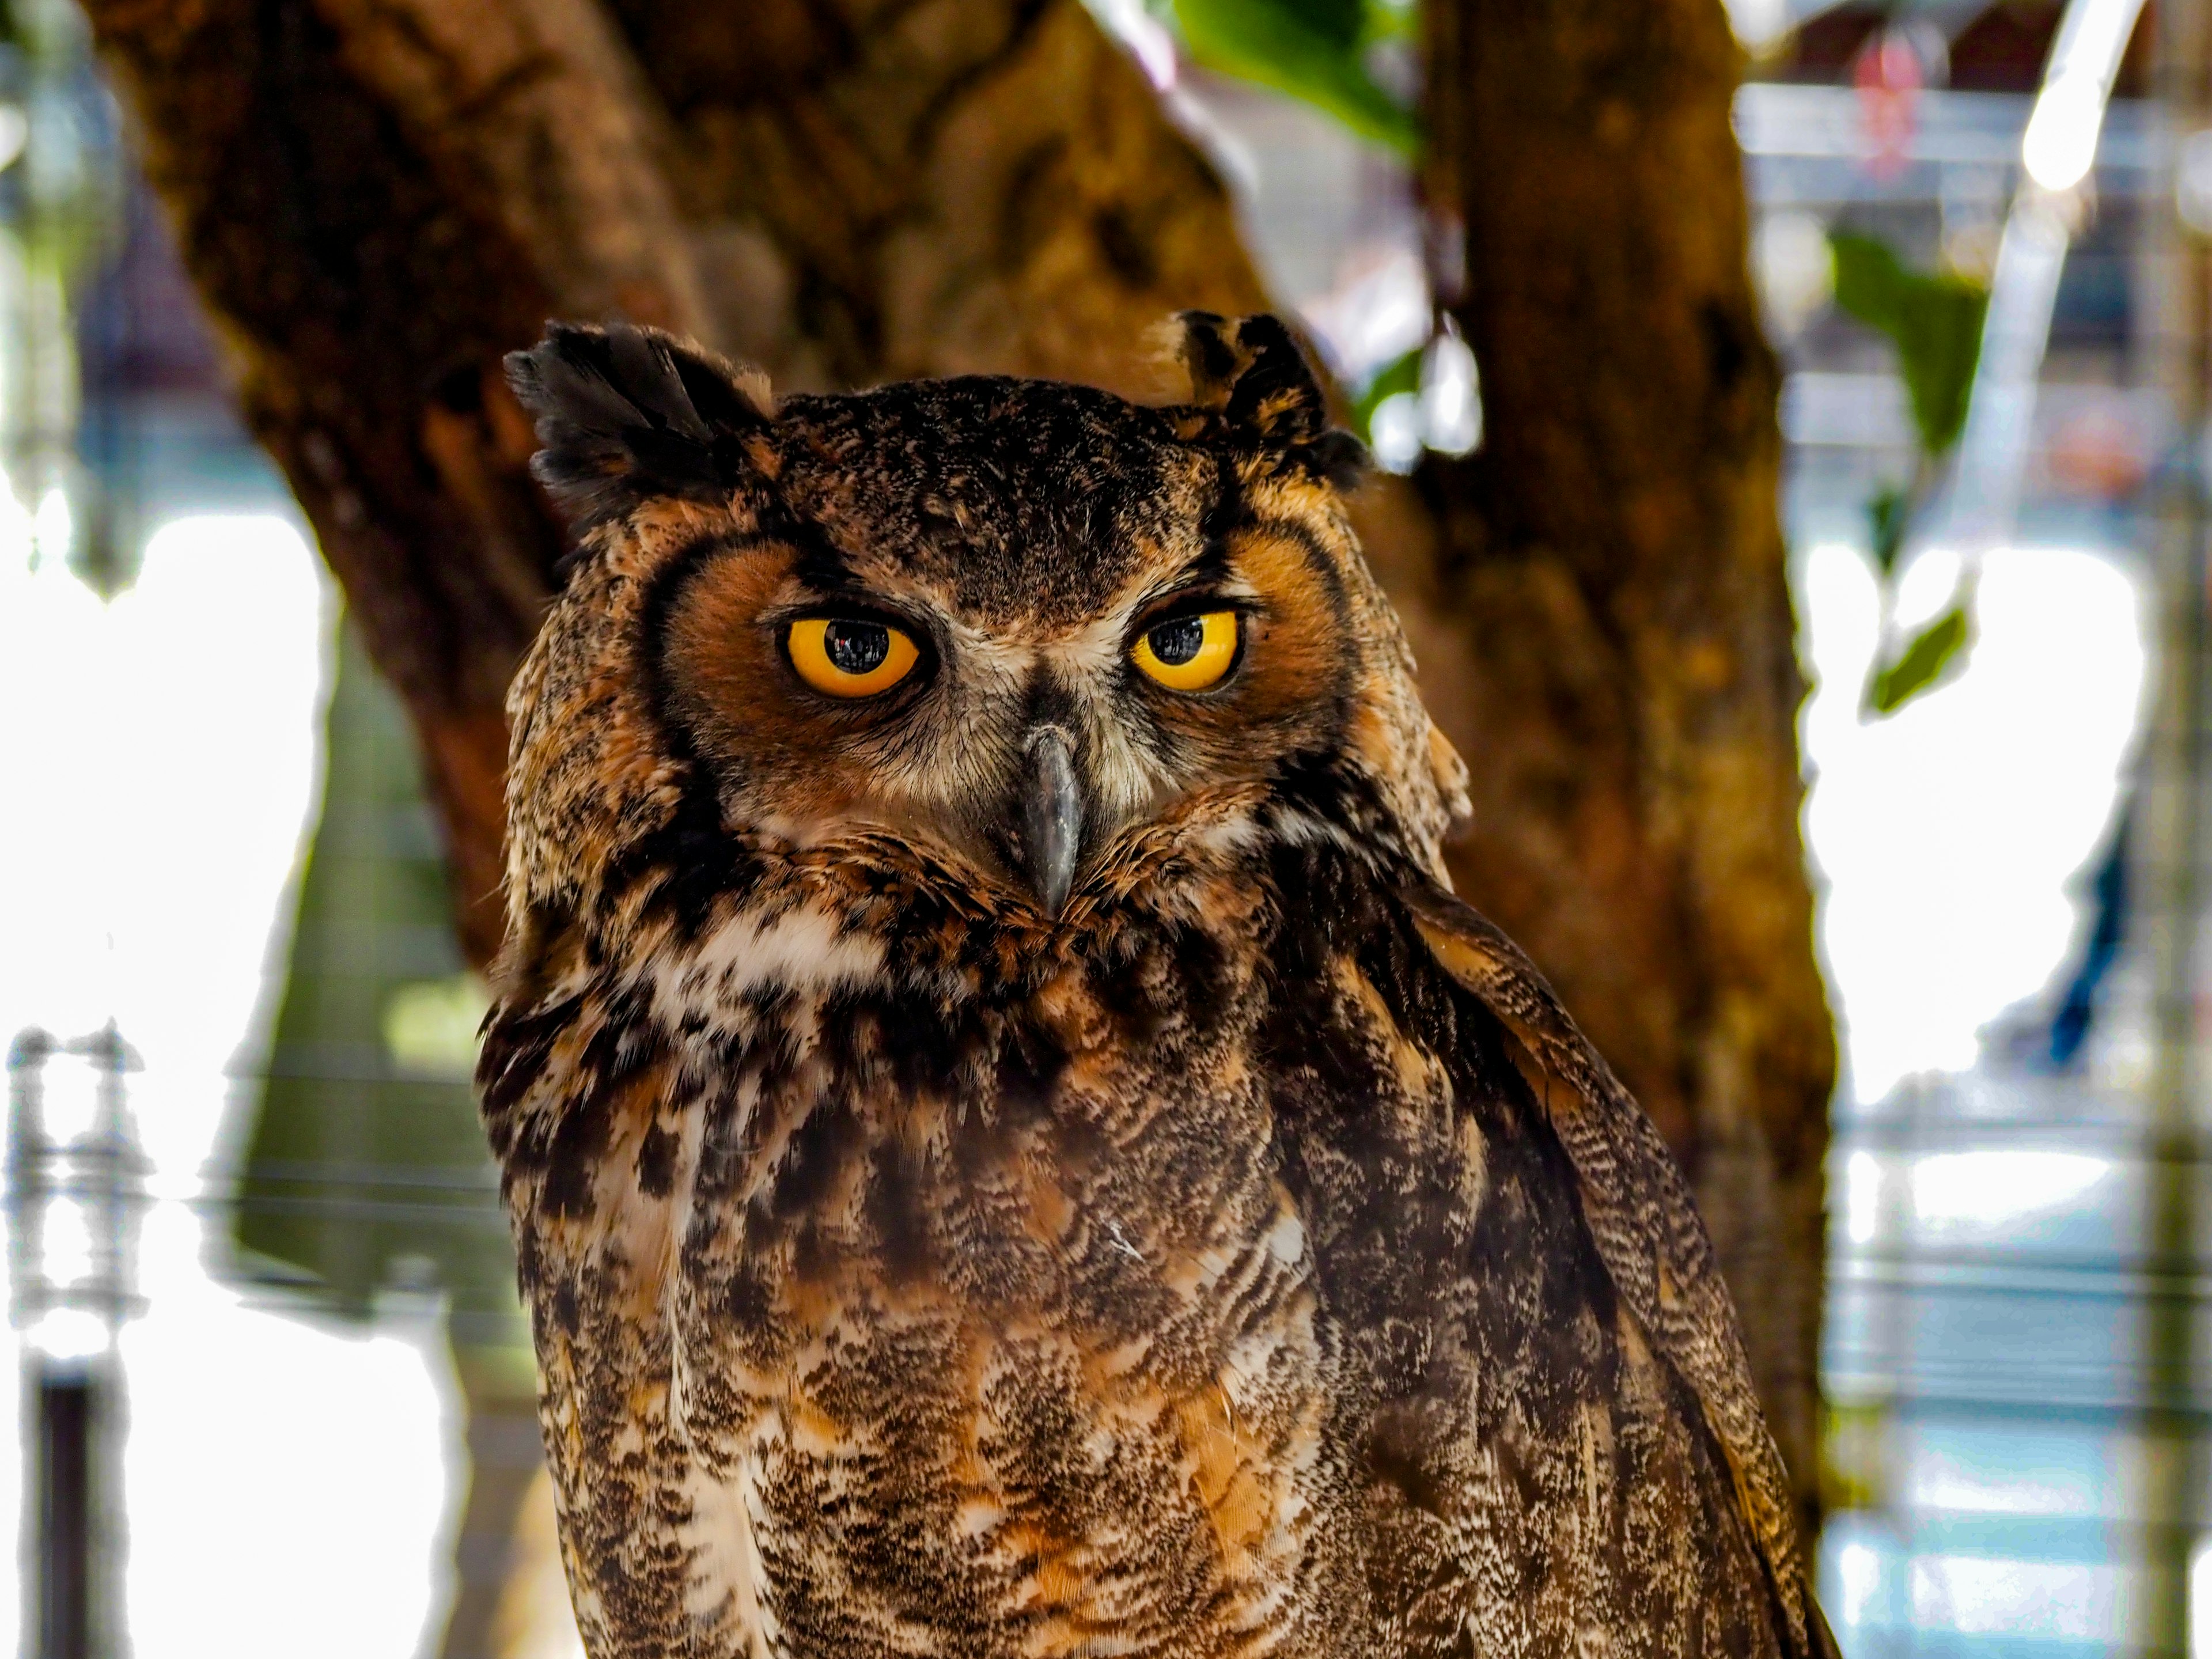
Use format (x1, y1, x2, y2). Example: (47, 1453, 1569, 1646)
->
(1855, 28, 1926, 179)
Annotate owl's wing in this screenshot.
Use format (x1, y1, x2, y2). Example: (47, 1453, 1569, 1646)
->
(1396, 881, 1837, 1659)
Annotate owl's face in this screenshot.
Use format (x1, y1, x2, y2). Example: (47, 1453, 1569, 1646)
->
(501, 315, 1467, 942)
(654, 378, 1366, 916)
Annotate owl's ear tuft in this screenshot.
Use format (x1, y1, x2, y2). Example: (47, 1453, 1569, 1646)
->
(1172, 311, 1367, 489)
(505, 321, 774, 529)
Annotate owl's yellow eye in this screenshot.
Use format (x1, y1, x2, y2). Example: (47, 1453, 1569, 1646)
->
(1132, 609, 1240, 691)
(786, 618, 921, 698)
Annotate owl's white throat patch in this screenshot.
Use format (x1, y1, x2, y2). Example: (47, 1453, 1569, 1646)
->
(647, 900, 888, 1029)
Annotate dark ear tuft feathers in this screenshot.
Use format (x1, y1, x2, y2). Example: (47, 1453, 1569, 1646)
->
(1173, 311, 1367, 488)
(504, 321, 773, 529)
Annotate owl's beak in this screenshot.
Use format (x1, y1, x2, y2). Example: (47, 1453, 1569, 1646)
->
(1017, 725, 1085, 918)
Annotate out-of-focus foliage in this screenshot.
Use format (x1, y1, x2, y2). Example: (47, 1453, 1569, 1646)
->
(1865, 603, 1971, 715)
(236, 622, 525, 1356)
(1171, 0, 1418, 154)
(1831, 230, 1987, 459)
(1353, 346, 1422, 443)
(1830, 229, 1987, 718)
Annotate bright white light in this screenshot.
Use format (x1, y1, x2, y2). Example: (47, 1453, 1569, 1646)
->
(26, 1308, 109, 1362)
(2019, 0, 2145, 192)
(1421, 328, 1481, 457)
(1724, 0, 1791, 49)
(1837, 1540, 1881, 1626)
(2191, 1535, 2211, 1659)
(1800, 543, 2146, 1101)
(122, 1207, 456, 1659)
(1909, 1553, 2119, 1639)
(31, 486, 69, 569)
(82, 516, 332, 1176)
(1910, 1150, 2111, 1231)
(1845, 1150, 1881, 1245)
(0, 512, 459, 1658)
(1369, 392, 1423, 474)
(2021, 71, 2105, 192)
(35, 1053, 103, 1143)
(1301, 245, 1429, 387)
(39, 1196, 97, 1288)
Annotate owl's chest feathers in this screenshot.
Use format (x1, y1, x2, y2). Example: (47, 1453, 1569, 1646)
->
(671, 915, 1304, 1355)
(493, 866, 1741, 1656)
(597, 907, 1363, 1645)
(506, 857, 1487, 1400)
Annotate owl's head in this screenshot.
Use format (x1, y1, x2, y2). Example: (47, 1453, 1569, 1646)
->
(498, 316, 1468, 958)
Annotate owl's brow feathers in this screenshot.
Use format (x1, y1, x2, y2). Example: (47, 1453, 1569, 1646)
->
(504, 312, 1362, 540)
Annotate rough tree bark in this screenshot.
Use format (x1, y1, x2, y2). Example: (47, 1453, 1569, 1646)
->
(84, 0, 1831, 1562)
(1414, 0, 1836, 1536)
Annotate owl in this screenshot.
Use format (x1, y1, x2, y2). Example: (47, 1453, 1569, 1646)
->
(479, 315, 1837, 1659)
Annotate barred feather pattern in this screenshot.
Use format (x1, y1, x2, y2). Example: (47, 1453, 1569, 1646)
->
(482, 818, 1805, 1658)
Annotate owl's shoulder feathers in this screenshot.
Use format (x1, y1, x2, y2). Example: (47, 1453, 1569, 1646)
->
(1397, 880, 1838, 1659)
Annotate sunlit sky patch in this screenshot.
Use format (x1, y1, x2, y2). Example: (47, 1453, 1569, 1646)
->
(0, 516, 454, 1658)
(1800, 541, 2147, 1104)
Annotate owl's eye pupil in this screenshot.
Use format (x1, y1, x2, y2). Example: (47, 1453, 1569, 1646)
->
(1148, 615, 1207, 667)
(824, 620, 891, 676)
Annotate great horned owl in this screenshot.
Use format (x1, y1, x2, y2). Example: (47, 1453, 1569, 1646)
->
(480, 315, 1836, 1659)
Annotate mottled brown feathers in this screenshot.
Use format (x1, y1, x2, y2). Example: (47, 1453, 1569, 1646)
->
(1172, 311, 1366, 487)
(481, 316, 1830, 1658)
(506, 321, 775, 532)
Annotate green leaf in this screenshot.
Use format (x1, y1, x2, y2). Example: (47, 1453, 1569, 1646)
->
(1353, 347, 1423, 442)
(1866, 483, 1911, 581)
(1866, 605, 1971, 715)
(1830, 232, 1987, 457)
(1173, 0, 1419, 154)
(1364, 0, 1418, 41)
(1257, 0, 1365, 50)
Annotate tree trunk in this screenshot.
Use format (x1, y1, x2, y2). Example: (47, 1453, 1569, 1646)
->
(1410, 0, 1836, 1536)
(84, 0, 1831, 1547)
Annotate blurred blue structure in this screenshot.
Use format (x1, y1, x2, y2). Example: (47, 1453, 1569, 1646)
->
(1732, 4, 2211, 1654)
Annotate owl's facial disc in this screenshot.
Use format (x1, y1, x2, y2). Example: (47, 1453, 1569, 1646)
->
(639, 363, 1370, 919)
(656, 510, 1358, 918)
(503, 320, 1469, 934)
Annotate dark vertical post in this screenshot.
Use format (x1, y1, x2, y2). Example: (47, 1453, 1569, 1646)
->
(35, 1372, 91, 1659)
(8, 1027, 139, 1659)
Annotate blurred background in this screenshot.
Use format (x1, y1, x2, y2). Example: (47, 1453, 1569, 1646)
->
(1, 0, 2210, 1653)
